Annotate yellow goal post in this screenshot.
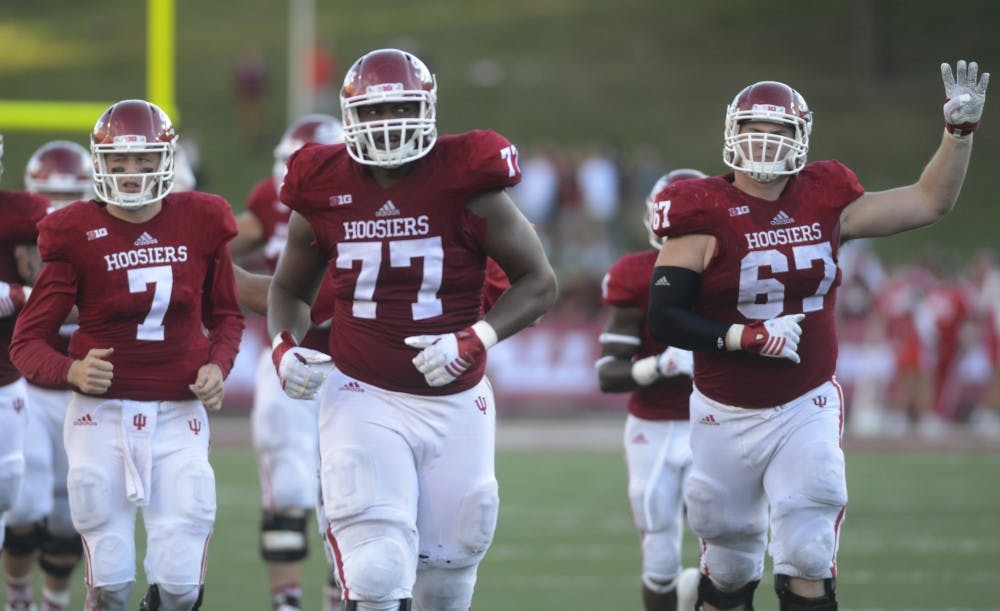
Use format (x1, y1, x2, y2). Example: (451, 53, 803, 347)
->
(0, 0, 177, 131)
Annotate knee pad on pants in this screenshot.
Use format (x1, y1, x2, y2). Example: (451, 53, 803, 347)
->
(337, 521, 416, 602)
(66, 465, 111, 533)
(261, 449, 316, 510)
(771, 443, 847, 579)
(155, 583, 204, 610)
(453, 480, 499, 564)
(640, 530, 681, 592)
(413, 565, 478, 611)
(89, 581, 134, 611)
(0, 454, 25, 514)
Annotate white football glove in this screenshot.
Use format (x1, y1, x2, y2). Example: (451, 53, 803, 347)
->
(657, 347, 694, 378)
(271, 330, 333, 399)
(728, 313, 805, 364)
(405, 320, 498, 387)
(0, 282, 28, 318)
(941, 59, 989, 137)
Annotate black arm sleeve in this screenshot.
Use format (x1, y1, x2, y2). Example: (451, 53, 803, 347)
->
(648, 266, 730, 352)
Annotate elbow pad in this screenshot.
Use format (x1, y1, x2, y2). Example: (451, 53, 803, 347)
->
(648, 266, 730, 352)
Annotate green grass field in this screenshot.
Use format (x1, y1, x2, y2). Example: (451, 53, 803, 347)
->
(11, 440, 998, 610)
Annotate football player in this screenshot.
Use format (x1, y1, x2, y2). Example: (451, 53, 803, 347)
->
(596, 169, 706, 611)
(0, 133, 51, 582)
(646, 60, 988, 611)
(267, 48, 557, 611)
(3, 140, 91, 611)
(229, 113, 345, 611)
(10, 99, 245, 611)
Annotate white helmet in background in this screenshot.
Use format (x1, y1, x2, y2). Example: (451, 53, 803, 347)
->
(25, 140, 93, 209)
(273, 113, 344, 189)
(172, 145, 197, 192)
(644, 168, 707, 249)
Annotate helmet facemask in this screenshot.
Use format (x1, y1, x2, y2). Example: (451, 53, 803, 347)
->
(342, 87, 437, 168)
(92, 139, 175, 209)
(723, 82, 812, 184)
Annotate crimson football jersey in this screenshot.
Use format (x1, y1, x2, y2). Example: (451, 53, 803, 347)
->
(281, 130, 521, 395)
(602, 249, 692, 420)
(245, 177, 289, 273)
(0, 190, 50, 386)
(245, 174, 329, 350)
(11, 193, 245, 400)
(653, 161, 864, 407)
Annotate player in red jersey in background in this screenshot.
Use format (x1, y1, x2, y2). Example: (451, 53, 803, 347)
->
(646, 60, 988, 611)
(597, 169, 706, 611)
(10, 99, 244, 611)
(229, 113, 345, 611)
(0, 133, 51, 567)
(2, 140, 92, 611)
(267, 48, 556, 611)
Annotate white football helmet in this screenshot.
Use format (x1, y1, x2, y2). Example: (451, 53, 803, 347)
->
(273, 113, 344, 189)
(723, 81, 812, 183)
(91, 99, 177, 208)
(644, 168, 707, 249)
(25, 140, 93, 209)
(340, 48, 437, 168)
(172, 145, 197, 192)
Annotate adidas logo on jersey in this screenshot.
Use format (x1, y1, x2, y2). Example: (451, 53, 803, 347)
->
(339, 381, 364, 392)
(770, 210, 795, 226)
(654, 276, 671, 287)
(134, 231, 158, 246)
(698, 414, 720, 426)
(375, 200, 401, 217)
(73, 413, 97, 426)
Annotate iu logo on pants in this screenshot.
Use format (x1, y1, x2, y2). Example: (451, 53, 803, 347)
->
(475, 396, 488, 414)
(188, 419, 202, 435)
(813, 396, 827, 408)
(133, 413, 148, 430)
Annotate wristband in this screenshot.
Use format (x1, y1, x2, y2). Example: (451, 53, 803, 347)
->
(724, 324, 745, 351)
(471, 320, 499, 350)
(946, 121, 979, 137)
(630, 355, 660, 386)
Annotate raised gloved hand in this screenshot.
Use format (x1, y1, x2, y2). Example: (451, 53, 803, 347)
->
(0, 282, 29, 317)
(942, 59, 990, 137)
(657, 346, 694, 378)
(271, 330, 333, 399)
(728, 313, 805, 364)
(405, 320, 498, 387)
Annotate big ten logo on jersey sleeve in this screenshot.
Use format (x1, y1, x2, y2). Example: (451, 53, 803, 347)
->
(37, 194, 237, 397)
(658, 161, 864, 407)
(281, 131, 521, 394)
